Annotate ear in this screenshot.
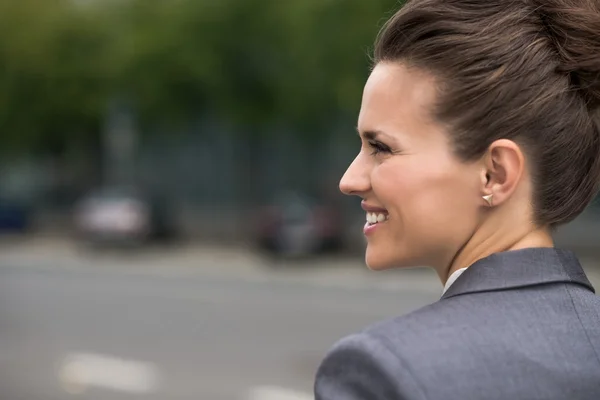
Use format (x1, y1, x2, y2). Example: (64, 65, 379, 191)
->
(479, 139, 525, 207)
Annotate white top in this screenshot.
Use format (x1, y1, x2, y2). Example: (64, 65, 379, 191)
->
(442, 267, 468, 295)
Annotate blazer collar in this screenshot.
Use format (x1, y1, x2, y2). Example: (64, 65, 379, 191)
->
(441, 247, 595, 300)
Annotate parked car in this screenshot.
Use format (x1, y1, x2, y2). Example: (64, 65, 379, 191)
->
(73, 186, 176, 248)
(0, 196, 31, 233)
(255, 191, 343, 257)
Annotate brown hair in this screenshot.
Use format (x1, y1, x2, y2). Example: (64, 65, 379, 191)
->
(374, 0, 600, 226)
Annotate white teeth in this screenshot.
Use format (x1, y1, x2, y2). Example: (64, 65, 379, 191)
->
(366, 212, 388, 224)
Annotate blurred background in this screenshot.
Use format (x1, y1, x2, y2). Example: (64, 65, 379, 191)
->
(1, 0, 599, 399)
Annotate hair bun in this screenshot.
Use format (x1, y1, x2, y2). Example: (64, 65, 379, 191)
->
(535, 0, 600, 110)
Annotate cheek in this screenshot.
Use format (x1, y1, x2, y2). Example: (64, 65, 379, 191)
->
(374, 159, 477, 223)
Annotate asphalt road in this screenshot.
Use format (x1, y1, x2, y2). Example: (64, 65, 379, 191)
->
(2, 238, 599, 400)
(0, 256, 442, 400)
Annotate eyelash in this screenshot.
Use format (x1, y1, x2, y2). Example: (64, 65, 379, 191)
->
(368, 141, 392, 155)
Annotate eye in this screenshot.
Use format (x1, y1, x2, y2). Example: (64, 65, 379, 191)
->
(368, 140, 392, 156)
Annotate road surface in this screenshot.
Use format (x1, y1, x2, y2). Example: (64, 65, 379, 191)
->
(0, 250, 441, 400)
(1, 239, 599, 400)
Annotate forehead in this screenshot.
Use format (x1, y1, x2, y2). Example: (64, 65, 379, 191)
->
(358, 63, 439, 135)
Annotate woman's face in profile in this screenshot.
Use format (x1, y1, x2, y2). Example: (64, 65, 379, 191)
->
(340, 63, 483, 271)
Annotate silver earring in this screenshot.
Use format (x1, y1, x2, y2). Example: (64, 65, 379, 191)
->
(482, 194, 493, 206)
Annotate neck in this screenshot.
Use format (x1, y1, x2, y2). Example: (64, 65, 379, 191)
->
(439, 224, 554, 285)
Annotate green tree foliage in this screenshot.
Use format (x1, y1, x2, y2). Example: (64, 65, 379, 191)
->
(0, 0, 117, 153)
(0, 0, 402, 152)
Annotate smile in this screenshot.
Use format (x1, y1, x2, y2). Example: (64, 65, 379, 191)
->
(366, 212, 389, 225)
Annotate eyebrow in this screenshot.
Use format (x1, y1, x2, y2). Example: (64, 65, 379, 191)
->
(356, 127, 386, 141)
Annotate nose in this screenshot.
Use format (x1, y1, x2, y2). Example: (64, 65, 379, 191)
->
(339, 153, 371, 196)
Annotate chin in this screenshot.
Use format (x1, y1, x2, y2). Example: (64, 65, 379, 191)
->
(365, 247, 420, 271)
(365, 249, 400, 271)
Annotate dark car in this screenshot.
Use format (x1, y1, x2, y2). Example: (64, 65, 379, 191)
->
(0, 196, 30, 233)
(73, 186, 176, 248)
(256, 191, 343, 257)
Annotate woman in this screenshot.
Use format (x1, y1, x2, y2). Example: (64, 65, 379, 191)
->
(314, 0, 600, 399)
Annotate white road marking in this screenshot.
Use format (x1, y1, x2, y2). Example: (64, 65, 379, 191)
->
(246, 385, 313, 400)
(58, 352, 160, 394)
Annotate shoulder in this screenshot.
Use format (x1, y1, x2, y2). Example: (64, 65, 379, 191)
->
(314, 329, 426, 400)
(362, 299, 461, 351)
(314, 303, 448, 400)
(315, 298, 492, 400)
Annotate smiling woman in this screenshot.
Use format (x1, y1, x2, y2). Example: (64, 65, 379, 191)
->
(343, 63, 481, 273)
(314, 0, 600, 399)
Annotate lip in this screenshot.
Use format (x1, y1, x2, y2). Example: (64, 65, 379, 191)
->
(361, 201, 388, 213)
(363, 220, 386, 236)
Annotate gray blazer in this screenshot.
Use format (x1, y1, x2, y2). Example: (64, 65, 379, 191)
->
(314, 248, 600, 400)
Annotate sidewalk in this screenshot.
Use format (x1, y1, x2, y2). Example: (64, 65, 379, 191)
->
(0, 235, 444, 292)
(2, 234, 599, 291)
(0, 235, 268, 271)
